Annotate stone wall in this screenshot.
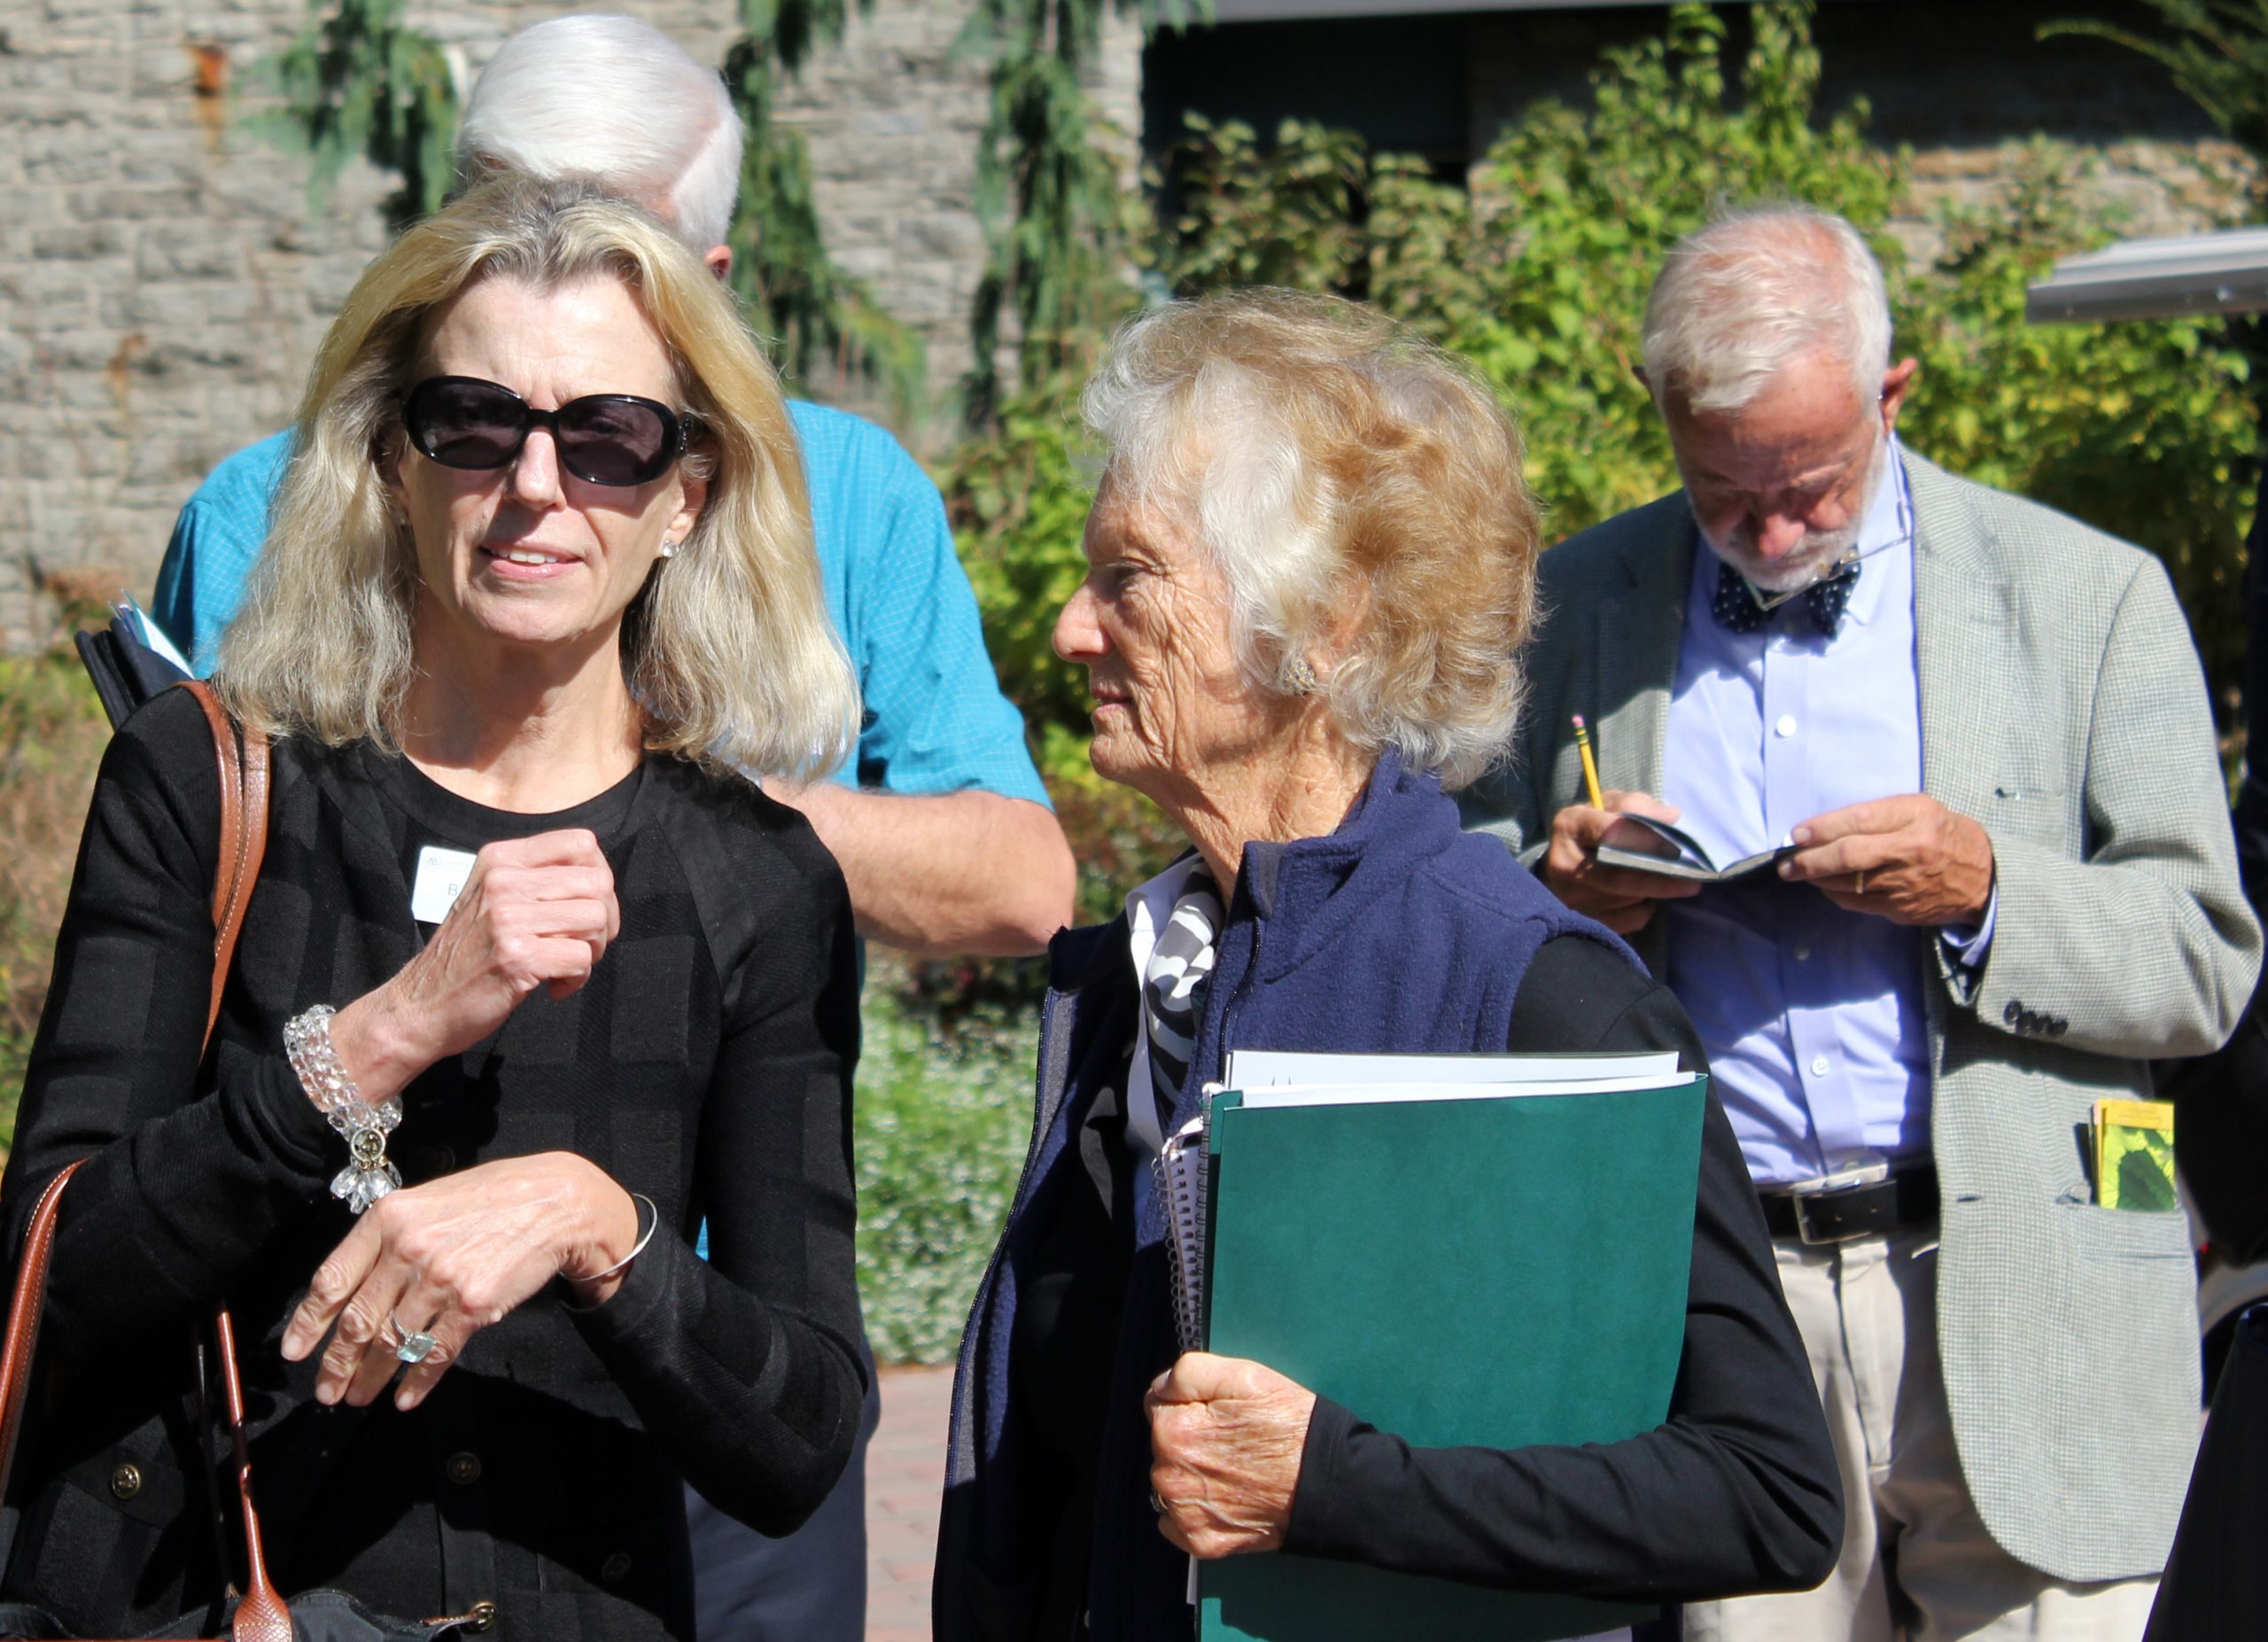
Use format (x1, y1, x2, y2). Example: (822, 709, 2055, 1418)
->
(0, 0, 1138, 652)
(1895, 139, 2256, 269)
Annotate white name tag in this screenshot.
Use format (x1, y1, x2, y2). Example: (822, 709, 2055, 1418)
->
(410, 845, 478, 925)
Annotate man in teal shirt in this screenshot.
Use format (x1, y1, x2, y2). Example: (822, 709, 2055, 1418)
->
(152, 16, 1075, 1640)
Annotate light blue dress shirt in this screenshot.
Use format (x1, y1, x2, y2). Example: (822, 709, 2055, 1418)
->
(1660, 449, 1987, 1187)
(151, 405, 1052, 807)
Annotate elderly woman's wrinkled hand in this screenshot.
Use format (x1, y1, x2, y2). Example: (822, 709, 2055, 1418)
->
(1146, 1351, 1317, 1559)
(280, 1152, 641, 1412)
(329, 829, 619, 1103)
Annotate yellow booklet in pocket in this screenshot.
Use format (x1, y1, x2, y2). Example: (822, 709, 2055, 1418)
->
(2093, 1098, 2176, 1211)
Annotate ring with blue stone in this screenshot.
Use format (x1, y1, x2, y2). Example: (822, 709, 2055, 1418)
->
(390, 1315, 439, 1366)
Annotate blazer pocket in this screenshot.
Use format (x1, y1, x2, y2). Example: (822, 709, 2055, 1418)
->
(1988, 779, 2066, 840)
(2057, 1199, 2193, 1263)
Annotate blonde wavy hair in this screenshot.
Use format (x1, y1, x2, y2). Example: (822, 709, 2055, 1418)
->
(1083, 290, 1539, 790)
(217, 174, 857, 782)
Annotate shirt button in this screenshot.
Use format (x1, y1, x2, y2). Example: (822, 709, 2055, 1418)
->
(1794, 944, 1812, 961)
(602, 1552, 633, 1585)
(110, 1463, 143, 1500)
(447, 1451, 482, 1486)
(1809, 1055, 1830, 1077)
(1775, 714, 1798, 737)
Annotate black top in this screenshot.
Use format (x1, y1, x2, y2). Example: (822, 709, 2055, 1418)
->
(0, 689, 866, 1642)
(1012, 935, 1837, 1638)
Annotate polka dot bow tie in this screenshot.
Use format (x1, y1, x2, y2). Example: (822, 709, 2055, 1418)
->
(1712, 557, 1859, 638)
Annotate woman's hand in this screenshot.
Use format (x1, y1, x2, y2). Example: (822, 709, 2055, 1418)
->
(327, 830, 620, 1106)
(280, 1153, 641, 1411)
(1146, 1352, 1317, 1559)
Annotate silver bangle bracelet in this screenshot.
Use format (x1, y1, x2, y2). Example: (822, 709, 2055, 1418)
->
(284, 1003, 402, 1215)
(577, 1193, 659, 1284)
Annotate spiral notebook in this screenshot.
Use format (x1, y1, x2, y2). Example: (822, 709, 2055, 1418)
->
(1160, 1048, 1705, 1642)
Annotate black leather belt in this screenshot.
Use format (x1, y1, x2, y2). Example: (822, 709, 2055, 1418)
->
(1759, 1163, 1939, 1245)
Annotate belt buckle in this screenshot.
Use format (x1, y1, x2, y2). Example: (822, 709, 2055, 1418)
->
(1788, 1163, 1891, 1246)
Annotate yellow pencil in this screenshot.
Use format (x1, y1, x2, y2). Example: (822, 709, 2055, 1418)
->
(1572, 713, 1606, 810)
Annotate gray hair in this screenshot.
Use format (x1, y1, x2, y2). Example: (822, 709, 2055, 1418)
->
(1641, 204, 1892, 414)
(456, 15, 744, 254)
(1083, 291, 1541, 792)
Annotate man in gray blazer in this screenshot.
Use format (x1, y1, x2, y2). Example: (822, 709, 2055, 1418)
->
(1464, 206, 2260, 1638)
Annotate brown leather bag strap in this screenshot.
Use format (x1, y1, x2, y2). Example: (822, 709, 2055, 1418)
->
(0, 1160, 82, 1498)
(182, 681, 271, 1033)
(212, 1309, 291, 1642)
(178, 682, 289, 1642)
(0, 681, 287, 1638)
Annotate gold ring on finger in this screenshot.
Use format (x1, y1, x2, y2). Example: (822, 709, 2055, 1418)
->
(1853, 870, 1866, 896)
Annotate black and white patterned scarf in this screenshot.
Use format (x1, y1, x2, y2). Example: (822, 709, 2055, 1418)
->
(1138, 864, 1223, 1141)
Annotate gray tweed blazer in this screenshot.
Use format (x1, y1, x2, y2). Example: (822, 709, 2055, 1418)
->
(1460, 449, 2261, 1584)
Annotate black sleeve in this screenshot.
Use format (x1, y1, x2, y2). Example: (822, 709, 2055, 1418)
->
(1281, 935, 1843, 1603)
(571, 827, 868, 1536)
(0, 689, 336, 1362)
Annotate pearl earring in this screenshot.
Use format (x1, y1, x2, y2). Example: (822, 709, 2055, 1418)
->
(659, 539, 678, 559)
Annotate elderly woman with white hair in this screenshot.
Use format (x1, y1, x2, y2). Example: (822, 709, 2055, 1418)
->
(0, 175, 863, 1640)
(934, 291, 1843, 1642)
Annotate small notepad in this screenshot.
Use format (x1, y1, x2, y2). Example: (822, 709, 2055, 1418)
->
(2093, 1097, 2177, 1211)
(1595, 814, 1794, 884)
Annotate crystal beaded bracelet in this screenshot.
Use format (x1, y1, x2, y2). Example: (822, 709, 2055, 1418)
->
(284, 1004, 403, 1214)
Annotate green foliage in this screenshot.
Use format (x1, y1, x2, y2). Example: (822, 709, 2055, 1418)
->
(1151, 116, 1367, 294)
(852, 975, 1037, 1363)
(2044, 1, 2268, 175)
(1897, 145, 2256, 717)
(1150, 4, 1904, 535)
(962, 0, 1207, 421)
(944, 380, 1099, 751)
(0, 652, 113, 1159)
(724, 8, 927, 413)
(1133, 4, 2256, 702)
(253, 0, 457, 230)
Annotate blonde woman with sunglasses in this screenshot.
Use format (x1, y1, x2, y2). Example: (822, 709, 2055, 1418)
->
(0, 175, 863, 1641)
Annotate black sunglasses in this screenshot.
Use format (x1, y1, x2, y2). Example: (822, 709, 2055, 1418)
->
(402, 376, 699, 488)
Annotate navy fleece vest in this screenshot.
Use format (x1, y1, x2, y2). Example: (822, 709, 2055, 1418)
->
(937, 752, 1632, 1642)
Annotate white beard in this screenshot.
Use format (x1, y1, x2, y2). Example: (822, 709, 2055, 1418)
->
(1689, 434, 1887, 594)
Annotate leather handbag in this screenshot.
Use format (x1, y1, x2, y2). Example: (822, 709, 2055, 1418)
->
(0, 682, 481, 1642)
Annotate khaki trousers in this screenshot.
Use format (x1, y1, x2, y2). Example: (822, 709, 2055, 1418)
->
(1682, 1228, 2158, 1642)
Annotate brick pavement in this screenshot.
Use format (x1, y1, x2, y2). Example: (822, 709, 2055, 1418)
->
(866, 1364, 955, 1641)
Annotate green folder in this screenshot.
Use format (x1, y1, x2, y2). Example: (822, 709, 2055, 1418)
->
(1197, 1078, 1707, 1642)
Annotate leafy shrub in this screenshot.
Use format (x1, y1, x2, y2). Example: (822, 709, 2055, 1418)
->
(951, 2, 2256, 745)
(1148, 4, 1904, 536)
(1896, 147, 2256, 719)
(0, 653, 113, 1156)
(852, 968, 1038, 1363)
(944, 379, 1104, 770)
